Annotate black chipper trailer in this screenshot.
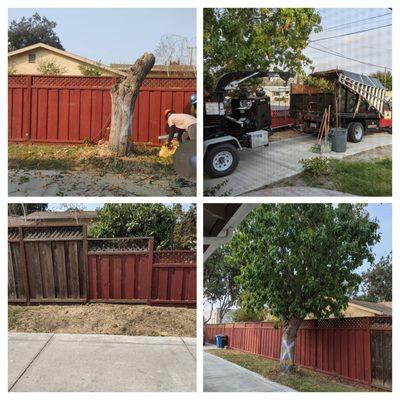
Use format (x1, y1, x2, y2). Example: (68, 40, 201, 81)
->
(204, 70, 292, 178)
(290, 69, 392, 142)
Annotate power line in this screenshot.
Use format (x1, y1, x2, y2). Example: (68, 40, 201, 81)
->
(308, 44, 391, 71)
(309, 24, 392, 43)
(322, 12, 392, 32)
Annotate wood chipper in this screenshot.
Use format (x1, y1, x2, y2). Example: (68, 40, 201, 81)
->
(290, 69, 392, 143)
(203, 70, 292, 178)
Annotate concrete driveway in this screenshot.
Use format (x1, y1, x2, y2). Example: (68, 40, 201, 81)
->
(204, 132, 392, 196)
(204, 351, 295, 392)
(9, 333, 196, 392)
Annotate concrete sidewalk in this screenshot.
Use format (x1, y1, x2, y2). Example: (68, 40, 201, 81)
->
(9, 333, 196, 392)
(204, 351, 295, 392)
(204, 132, 392, 196)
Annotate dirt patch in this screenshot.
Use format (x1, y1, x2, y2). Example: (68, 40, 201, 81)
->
(9, 304, 196, 337)
(343, 144, 392, 162)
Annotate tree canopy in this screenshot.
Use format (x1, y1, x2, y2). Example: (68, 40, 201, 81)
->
(203, 8, 321, 91)
(8, 12, 64, 51)
(89, 203, 195, 250)
(203, 245, 241, 323)
(356, 253, 392, 302)
(231, 204, 380, 320)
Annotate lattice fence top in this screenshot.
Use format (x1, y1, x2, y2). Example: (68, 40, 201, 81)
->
(154, 250, 196, 264)
(317, 317, 369, 329)
(9, 75, 196, 90)
(22, 226, 83, 241)
(8, 227, 19, 241)
(88, 237, 150, 254)
(142, 77, 196, 89)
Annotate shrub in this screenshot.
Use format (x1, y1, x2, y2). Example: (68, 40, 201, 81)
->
(78, 61, 103, 77)
(300, 156, 331, 177)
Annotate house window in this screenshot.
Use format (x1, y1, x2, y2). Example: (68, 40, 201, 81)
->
(28, 54, 36, 63)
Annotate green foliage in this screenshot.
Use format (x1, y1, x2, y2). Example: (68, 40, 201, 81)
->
(171, 204, 196, 250)
(89, 203, 195, 250)
(300, 74, 334, 92)
(203, 8, 321, 91)
(300, 157, 330, 177)
(204, 246, 241, 320)
(232, 308, 265, 322)
(356, 253, 392, 302)
(37, 58, 66, 75)
(371, 70, 392, 91)
(78, 61, 104, 77)
(229, 204, 380, 320)
(8, 12, 64, 51)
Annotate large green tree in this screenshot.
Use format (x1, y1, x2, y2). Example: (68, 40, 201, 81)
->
(203, 8, 321, 91)
(229, 204, 379, 373)
(90, 204, 176, 249)
(89, 203, 195, 250)
(204, 246, 241, 323)
(356, 253, 392, 302)
(8, 13, 64, 51)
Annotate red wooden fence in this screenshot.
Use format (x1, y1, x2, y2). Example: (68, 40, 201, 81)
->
(204, 318, 392, 388)
(8, 75, 196, 146)
(8, 226, 196, 307)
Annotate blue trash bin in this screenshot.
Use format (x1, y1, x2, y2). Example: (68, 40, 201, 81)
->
(216, 335, 228, 348)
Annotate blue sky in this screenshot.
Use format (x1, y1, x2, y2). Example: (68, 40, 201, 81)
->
(8, 8, 196, 65)
(304, 8, 392, 74)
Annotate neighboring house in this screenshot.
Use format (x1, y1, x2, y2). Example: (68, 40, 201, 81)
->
(110, 63, 196, 79)
(8, 43, 125, 77)
(343, 300, 392, 317)
(262, 85, 290, 107)
(8, 211, 97, 226)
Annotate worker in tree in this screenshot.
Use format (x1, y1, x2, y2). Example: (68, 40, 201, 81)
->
(165, 109, 197, 145)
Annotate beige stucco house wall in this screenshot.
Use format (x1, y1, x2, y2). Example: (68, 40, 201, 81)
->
(8, 43, 125, 77)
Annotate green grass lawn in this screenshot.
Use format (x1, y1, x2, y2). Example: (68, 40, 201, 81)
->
(300, 157, 391, 196)
(207, 349, 372, 392)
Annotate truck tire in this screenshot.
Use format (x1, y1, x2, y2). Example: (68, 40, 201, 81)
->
(347, 122, 364, 143)
(205, 143, 239, 178)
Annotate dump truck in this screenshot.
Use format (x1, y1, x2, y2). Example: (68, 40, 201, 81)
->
(290, 69, 392, 142)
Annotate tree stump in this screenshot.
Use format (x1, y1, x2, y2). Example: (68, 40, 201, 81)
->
(108, 53, 155, 156)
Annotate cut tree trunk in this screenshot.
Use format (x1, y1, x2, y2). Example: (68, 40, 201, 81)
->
(279, 316, 303, 373)
(108, 53, 155, 156)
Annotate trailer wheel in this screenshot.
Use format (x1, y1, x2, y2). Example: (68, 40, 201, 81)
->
(205, 143, 239, 178)
(347, 122, 364, 143)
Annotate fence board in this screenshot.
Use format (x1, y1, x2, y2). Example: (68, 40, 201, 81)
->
(204, 317, 391, 389)
(8, 75, 196, 146)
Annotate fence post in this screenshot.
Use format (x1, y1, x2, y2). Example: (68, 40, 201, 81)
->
(83, 225, 89, 303)
(146, 238, 154, 305)
(23, 75, 33, 141)
(18, 227, 30, 305)
(365, 317, 372, 387)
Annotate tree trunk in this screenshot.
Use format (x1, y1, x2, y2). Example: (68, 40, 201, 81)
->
(108, 53, 155, 156)
(279, 316, 303, 373)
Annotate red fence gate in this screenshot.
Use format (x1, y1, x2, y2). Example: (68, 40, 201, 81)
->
(8, 75, 196, 146)
(8, 225, 196, 307)
(204, 317, 392, 389)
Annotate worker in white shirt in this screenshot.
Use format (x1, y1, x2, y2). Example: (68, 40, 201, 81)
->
(165, 109, 197, 145)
